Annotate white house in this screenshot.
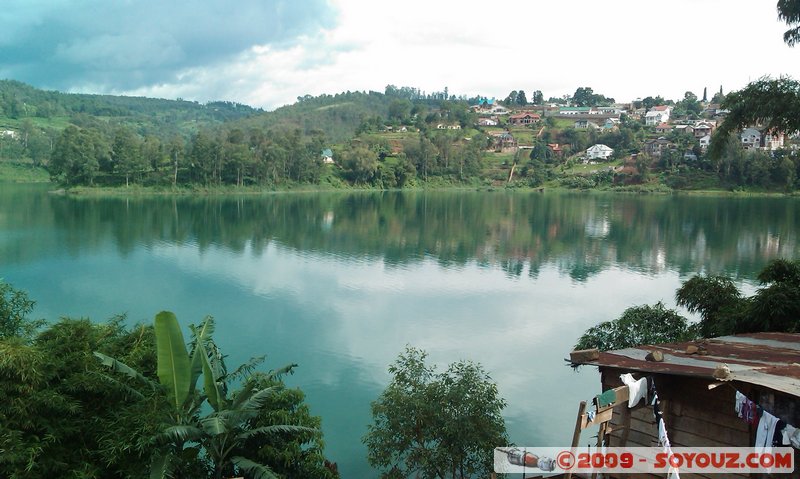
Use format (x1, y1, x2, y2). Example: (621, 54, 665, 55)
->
(699, 134, 712, 151)
(764, 131, 785, 150)
(586, 144, 614, 160)
(741, 128, 761, 149)
(645, 105, 672, 126)
(478, 118, 498, 126)
(0, 130, 17, 139)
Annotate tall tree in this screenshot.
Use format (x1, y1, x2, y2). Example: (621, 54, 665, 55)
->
(364, 347, 507, 479)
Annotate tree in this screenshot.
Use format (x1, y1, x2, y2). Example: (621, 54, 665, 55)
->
(675, 275, 743, 337)
(515, 90, 528, 106)
(97, 312, 324, 479)
(531, 90, 544, 105)
(364, 347, 507, 479)
(574, 302, 699, 351)
(778, 0, 800, 46)
(503, 90, 518, 106)
(709, 77, 800, 159)
(0, 280, 39, 339)
(702, 86, 708, 103)
(112, 126, 145, 186)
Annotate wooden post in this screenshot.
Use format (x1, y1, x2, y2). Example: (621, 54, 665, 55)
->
(566, 400, 587, 479)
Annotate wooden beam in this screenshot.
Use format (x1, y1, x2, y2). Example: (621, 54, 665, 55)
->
(566, 400, 587, 479)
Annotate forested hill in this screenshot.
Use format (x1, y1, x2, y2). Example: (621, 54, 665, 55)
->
(0, 79, 261, 137)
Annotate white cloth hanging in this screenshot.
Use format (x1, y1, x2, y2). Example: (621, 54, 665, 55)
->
(620, 373, 647, 408)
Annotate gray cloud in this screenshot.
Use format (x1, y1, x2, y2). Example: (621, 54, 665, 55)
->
(0, 0, 335, 96)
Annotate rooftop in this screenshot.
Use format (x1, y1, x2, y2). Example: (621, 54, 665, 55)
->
(571, 332, 800, 397)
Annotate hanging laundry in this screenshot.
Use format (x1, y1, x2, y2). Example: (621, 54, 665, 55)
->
(595, 389, 616, 407)
(735, 391, 747, 418)
(620, 373, 647, 408)
(755, 411, 779, 450)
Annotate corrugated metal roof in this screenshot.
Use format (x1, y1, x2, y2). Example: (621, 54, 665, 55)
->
(572, 333, 800, 397)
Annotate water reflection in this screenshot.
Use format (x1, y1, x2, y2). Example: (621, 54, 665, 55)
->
(1, 185, 799, 476)
(2, 186, 798, 279)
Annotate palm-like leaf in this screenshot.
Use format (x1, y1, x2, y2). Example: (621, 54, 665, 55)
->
(157, 424, 204, 444)
(155, 311, 192, 413)
(236, 424, 317, 441)
(237, 385, 282, 412)
(93, 351, 155, 387)
(231, 456, 279, 479)
(200, 415, 230, 436)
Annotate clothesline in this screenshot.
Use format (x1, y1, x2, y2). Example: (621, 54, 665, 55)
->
(734, 388, 800, 450)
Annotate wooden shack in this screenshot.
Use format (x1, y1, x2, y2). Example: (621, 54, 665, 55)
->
(570, 332, 800, 478)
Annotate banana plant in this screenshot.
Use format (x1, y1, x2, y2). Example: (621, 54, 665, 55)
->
(95, 311, 314, 479)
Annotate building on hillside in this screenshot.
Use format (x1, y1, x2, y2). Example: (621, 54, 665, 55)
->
(493, 132, 517, 150)
(645, 105, 672, 126)
(741, 127, 762, 149)
(693, 121, 714, 139)
(547, 143, 563, 156)
(764, 131, 786, 150)
(559, 106, 592, 115)
(586, 144, 614, 160)
(508, 112, 541, 125)
(575, 119, 599, 130)
(478, 117, 498, 127)
(603, 118, 621, 130)
(699, 134, 712, 151)
(0, 130, 16, 139)
(655, 123, 672, 134)
(569, 332, 800, 479)
(321, 148, 334, 164)
(643, 137, 672, 157)
(673, 124, 695, 136)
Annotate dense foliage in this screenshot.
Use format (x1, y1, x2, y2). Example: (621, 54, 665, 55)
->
(576, 259, 800, 351)
(364, 347, 507, 479)
(575, 302, 700, 351)
(0, 283, 336, 479)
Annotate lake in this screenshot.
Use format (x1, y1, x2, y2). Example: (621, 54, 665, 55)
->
(1, 184, 798, 477)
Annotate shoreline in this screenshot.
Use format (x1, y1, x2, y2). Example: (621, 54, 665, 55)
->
(40, 182, 800, 199)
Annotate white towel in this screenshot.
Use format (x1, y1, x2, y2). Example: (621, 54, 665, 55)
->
(620, 373, 647, 408)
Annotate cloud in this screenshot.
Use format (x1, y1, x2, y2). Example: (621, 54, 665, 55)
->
(0, 0, 335, 93)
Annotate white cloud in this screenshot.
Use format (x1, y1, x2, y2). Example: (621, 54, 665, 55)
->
(118, 0, 800, 109)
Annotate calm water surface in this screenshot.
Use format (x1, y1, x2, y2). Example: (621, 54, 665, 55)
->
(1, 184, 798, 477)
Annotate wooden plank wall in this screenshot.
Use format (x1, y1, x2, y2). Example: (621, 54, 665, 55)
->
(600, 368, 751, 479)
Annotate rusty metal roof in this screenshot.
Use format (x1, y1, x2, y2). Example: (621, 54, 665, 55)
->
(572, 333, 800, 397)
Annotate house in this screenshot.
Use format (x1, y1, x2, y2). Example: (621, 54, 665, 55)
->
(645, 105, 672, 126)
(493, 132, 517, 150)
(586, 144, 614, 160)
(436, 124, 461, 130)
(655, 123, 672, 134)
(673, 124, 694, 135)
(0, 130, 16, 139)
(693, 121, 714, 139)
(764, 131, 785, 150)
(699, 134, 712, 151)
(574, 120, 599, 130)
(569, 332, 800, 475)
(508, 112, 541, 125)
(603, 118, 621, 130)
(559, 106, 592, 115)
(643, 137, 672, 157)
(547, 143, 563, 156)
(741, 127, 762, 149)
(478, 118, 498, 127)
(489, 105, 510, 115)
(321, 148, 334, 164)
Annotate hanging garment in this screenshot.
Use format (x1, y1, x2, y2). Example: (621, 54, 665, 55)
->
(755, 411, 779, 450)
(735, 391, 747, 417)
(620, 373, 647, 408)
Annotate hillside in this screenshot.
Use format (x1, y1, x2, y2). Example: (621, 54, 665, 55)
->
(0, 79, 261, 139)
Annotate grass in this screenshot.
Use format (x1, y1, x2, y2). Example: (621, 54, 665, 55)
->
(0, 161, 50, 183)
(561, 160, 621, 175)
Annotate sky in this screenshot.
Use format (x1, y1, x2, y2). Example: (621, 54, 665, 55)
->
(2, 0, 799, 110)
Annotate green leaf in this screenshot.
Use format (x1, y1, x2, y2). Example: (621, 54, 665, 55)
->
(231, 456, 279, 479)
(236, 424, 317, 441)
(150, 453, 169, 479)
(195, 338, 223, 411)
(154, 311, 192, 413)
(200, 415, 228, 436)
(93, 351, 154, 386)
